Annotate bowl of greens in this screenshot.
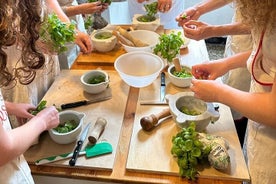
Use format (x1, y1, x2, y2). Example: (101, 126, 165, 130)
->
(91, 29, 117, 52)
(166, 92, 220, 131)
(80, 70, 109, 94)
(168, 64, 193, 87)
(49, 110, 85, 144)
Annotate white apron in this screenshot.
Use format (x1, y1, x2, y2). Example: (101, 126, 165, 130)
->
(222, 8, 252, 119)
(0, 91, 34, 184)
(128, 0, 184, 29)
(244, 28, 276, 184)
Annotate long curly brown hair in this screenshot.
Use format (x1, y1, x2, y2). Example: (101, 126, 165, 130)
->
(0, 0, 45, 88)
(235, 0, 276, 34)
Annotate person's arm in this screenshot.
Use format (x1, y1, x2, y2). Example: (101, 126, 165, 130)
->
(62, 1, 108, 17)
(176, 0, 232, 24)
(183, 21, 251, 40)
(194, 0, 232, 17)
(45, 0, 70, 22)
(0, 104, 59, 166)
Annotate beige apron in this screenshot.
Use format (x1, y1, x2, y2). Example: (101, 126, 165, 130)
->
(222, 9, 252, 119)
(245, 28, 276, 184)
(0, 91, 34, 184)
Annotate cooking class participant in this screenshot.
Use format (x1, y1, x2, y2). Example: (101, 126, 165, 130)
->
(57, 0, 109, 69)
(189, 0, 276, 183)
(1, 0, 92, 128)
(128, 0, 184, 29)
(176, 0, 252, 146)
(0, 1, 60, 183)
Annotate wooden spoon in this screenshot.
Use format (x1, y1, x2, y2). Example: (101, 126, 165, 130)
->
(172, 57, 182, 72)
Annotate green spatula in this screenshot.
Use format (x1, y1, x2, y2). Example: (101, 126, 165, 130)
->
(35, 141, 112, 165)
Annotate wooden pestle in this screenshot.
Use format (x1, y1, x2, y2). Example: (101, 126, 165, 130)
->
(140, 108, 171, 131)
(112, 30, 135, 47)
(116, 26, 149, 47)
(172, 57, 182, 72)
(88, 117, 107, 144)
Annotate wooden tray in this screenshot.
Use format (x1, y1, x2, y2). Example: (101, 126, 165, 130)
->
(25, 70, 129, 171)
(126, 74, 250, 181)
(76, 43, 126, 64)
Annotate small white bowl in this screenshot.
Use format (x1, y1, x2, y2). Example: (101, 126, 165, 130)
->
(80, 70, 109, 94)
(49, 110, 85, 144)
(168, 64, 193, 88)
(91, 29, 117, 52)
(114, 51, 164, 88)
(121, 30, 160, 53)
(166, 92, 220, 131)
(132, 14, 160, 31)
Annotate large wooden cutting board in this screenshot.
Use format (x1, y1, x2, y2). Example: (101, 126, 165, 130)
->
(25, 70, 129, 171)
(126, 73, 250, 181)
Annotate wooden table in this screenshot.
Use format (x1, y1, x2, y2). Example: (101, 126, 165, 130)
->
(26, 27, 250, 184)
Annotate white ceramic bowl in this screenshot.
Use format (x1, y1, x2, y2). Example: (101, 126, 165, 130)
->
(166, 92, 220, 131)
(91, 29, 117, 52)
(80, 70, 109, 94)
(168, 64, 193, 88)
(114, 51, 164, 88)
(121, 30, 160, 53)
(132, 14, 160, 31)
(49, 110, 85, 144)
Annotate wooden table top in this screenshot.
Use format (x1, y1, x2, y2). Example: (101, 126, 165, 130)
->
(27, 26, 249, 184)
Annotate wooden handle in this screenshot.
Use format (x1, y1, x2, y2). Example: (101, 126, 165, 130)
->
(140, 108, 171, 131)
(88, 117, 107, 144)
(112, 30, 135, 47)
(116, 26, 148, 47)
(173, 58, 182, 72)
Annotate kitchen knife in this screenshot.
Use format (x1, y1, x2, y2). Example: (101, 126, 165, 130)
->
(160, 72, 166, 102)
(61, 96, 111, 110)
(69, 122, 92, 166)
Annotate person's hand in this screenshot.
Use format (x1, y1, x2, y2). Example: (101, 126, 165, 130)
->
(176, 6, 200, 26)
(75, 31, 93, 54)
(157, 0, 172, 13)
(137, 0, 172, 12)
(192, 60, 227, 80)
(4, 101, 35, 125)
(190, 79, 224, 102)
(182, 20, 214, 41)
(79, 1, 109, 14)
(35, 106, 59, 131)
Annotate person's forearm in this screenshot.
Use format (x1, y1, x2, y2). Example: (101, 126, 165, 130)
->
(195, 0, 232, 17)
(223, 51, 251, 69)
(217, 77, 276, 127)
(209, 22, 251, 37)
(45, 0, 70, 22)
(62, 5, 83, 17)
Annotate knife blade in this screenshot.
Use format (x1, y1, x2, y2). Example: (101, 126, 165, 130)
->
(61, 96, 111, 110)
(69, 122, 92, 166)
(160, 72, 166, 102)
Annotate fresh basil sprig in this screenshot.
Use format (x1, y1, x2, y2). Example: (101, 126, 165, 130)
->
(39, 13, 76, 53)
(153, 32, 184, 63)
(171, 122, 211, 180)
